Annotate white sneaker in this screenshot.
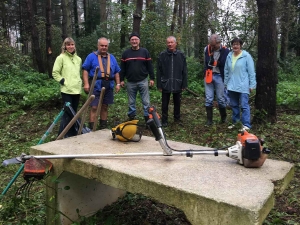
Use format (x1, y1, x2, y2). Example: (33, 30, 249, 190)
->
(228, 124, 235, 129)
(242, 125, 250, 131)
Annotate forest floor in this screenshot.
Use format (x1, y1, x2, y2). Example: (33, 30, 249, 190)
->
(0, 93, 299, 225)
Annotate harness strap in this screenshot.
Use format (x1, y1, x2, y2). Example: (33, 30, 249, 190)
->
(97, 54, 111, 80)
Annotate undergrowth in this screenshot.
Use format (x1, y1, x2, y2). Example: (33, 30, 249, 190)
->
(0, 59, 299, 224)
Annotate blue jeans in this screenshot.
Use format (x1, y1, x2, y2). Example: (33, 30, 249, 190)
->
(204, 74, 226, 108)
(228, 91, 251, 128)
(126, 78, 150, 117)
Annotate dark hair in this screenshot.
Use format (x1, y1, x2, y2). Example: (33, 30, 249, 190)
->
(231, 37, 243, 46)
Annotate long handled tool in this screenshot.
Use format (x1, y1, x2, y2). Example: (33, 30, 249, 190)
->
(1, 104, 68, 197)
(78, 67, 99, 135)
(93, 87, 106, 131)
(3, 107, 270, 169)
(57, 95, 95, 140)
(1, 97, 94, 197)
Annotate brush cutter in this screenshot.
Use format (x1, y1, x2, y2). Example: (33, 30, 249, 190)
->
(3, 106, 270, 167)
(1, 106, 270, 196)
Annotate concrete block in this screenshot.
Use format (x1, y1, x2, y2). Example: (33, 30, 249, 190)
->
(30, 130, 294, 225)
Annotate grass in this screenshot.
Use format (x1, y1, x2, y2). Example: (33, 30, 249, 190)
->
(0, 85, 299, 224)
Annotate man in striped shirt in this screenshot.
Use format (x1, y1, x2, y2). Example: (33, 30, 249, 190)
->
(120, 32, 155, 123)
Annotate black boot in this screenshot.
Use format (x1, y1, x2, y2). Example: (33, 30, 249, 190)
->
(99, 120, 107, 130)
(219, 107, 227, 124)
(89, 122, 94, 130)
(206, 107, 213, 125)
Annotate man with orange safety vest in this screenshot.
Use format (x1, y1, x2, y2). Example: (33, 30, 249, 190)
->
(203, 34, 230, 125)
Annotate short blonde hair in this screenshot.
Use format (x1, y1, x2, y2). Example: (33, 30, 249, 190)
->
(61, 37, 75, 53)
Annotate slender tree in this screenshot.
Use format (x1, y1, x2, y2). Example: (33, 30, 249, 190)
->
(133, 0, 143, 34)
(120, 0, 129, 48)
(100, 0, 107, 32)
(46, 0, 53, 78)
(0, 1, 8, 41)
(194, 0, 209, 63)
(171, 0, 178, 34)
(61, 0, 72, 40)
(279, 0, 292, 60)
(73, 0, 79, 37)
(25, 0, 45, 72)
(254, 0, 278, 123)
(146, 0, 154, 11)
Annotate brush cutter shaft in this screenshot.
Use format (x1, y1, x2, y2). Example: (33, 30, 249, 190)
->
(20, 150, 228, 161)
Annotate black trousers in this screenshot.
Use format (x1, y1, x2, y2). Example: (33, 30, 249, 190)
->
(161, 92, 181, 123)
(58, 92, 80, 138)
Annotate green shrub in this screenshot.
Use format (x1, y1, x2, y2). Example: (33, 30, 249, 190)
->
(278, 57, 300, 82)
(277, 81, 300, 109)
(0, 69, 59, 108)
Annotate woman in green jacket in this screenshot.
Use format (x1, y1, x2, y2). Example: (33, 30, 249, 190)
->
(52, 37, 82, 138)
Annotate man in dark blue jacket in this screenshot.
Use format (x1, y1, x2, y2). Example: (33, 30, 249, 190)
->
(203, 34, 230, 125)
(157, 36, 188, 127)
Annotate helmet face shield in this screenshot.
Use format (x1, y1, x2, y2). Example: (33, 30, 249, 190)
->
(111, 120, 143, 142)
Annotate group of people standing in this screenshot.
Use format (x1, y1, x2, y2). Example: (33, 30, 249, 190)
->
(204, 34, 256, 130)
(52, 32, 256, 138)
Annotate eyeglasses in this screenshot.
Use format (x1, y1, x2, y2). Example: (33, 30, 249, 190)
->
(232, 43, 240, 46)
(130, 38, 139, 41)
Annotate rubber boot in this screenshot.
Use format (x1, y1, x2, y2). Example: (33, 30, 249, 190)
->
(206, 107, 213, 125)
(89, 122, 94, 130)
(219, 107, 227, 124)
(99, 120, 107, 130)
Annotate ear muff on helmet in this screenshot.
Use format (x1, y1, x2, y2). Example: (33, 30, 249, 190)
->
(111, 120, 143, 142)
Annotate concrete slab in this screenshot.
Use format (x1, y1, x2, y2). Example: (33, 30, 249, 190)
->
(30, 129, 294, 225)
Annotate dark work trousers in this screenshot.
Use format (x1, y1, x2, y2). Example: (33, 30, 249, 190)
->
(58, 92, 80, 138)
(161, 92, 181, 123)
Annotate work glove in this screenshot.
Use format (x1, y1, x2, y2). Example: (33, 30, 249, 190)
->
(60, 78, 65, 85)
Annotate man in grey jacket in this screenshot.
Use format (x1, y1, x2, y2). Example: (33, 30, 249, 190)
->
(157, 36, 188, 127)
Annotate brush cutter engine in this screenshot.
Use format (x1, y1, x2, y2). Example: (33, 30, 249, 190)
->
(111, 120, 143, 142)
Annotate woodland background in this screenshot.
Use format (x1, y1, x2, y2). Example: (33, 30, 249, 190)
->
(0, 0, 300, 224)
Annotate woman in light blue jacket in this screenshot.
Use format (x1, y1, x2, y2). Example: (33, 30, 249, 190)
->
(224, 37, 256, 130)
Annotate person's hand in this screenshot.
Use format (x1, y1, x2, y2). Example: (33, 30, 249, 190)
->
(84, 84, 90, 94)
(158, 88, 162, 92)
(120, 81, 125, 88)
(250, 88, 253, 93)
(115, 84, 121, 93)
(149, 80, 154, 87)
(59, 78, 65, 85)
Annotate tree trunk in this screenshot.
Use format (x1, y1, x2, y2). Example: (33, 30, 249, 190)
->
(61, 0, 72, 40)
(279, 0, 291, 61)
(73, 0, 79, 37)
(120, 0, 129, 48)
(133, 0, 143, 34)
(253, 0, 277, 124)
(46, 0, 53, 78)
(194, 0, 209, 63)
(100, 0, 107, 33)
(177, 0, 182, 33)
(146, 0, 154, 11)
(170, 0, 178, 34)
(0, 2, 8, 41)
(26, 0, 45, 73)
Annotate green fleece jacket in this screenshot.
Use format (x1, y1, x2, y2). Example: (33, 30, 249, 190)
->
(52, 51, 82, 94)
